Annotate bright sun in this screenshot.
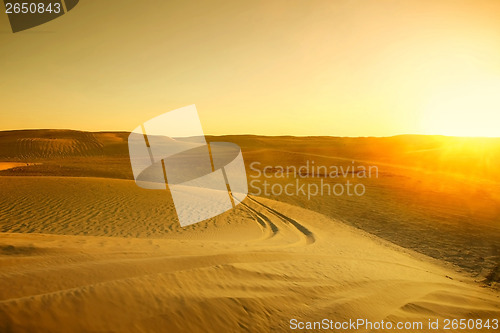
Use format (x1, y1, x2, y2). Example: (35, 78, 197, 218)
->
(422, 78, 500, 137)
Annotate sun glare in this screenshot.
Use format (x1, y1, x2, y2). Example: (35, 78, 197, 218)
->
(422, 78, 500, 137)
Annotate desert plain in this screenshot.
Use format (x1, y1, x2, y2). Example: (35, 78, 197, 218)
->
(0, 130, 499, 332)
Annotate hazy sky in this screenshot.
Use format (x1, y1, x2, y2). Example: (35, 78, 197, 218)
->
(1, 0, 500, 136)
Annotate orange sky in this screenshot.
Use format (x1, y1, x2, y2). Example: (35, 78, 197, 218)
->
(1, 0, 500, 136)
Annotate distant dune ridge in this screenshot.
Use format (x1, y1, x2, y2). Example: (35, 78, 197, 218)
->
(0, 130, 499, 332)
(1, 129, 500, 180)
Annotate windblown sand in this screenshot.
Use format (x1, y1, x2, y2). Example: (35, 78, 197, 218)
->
(0, 177, 499, 332)
(1, 131, 499, 332)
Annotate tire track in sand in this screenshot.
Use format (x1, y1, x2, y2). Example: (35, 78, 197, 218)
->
(244, 196, 316, 246)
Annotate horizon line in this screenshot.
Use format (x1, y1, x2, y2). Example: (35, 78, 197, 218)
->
(1, 128, 500, 139)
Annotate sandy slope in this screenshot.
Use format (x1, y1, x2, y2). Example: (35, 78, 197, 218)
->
(2, 130, 499, 280)
(0, 177, 498, 332)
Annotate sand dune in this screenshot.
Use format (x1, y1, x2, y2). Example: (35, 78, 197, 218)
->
(3, 130, 500, 182)
(0, 130, 111, 159)
(1, 131, 499, 332)
(0, 177, 499, 332)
